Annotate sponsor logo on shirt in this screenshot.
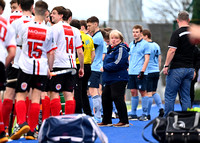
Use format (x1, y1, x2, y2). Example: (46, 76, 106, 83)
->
(28, 27, 47, 41)
(9, 15, 22, 24)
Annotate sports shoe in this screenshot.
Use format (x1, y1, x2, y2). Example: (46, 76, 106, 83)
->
(138, 114, 148, 121)
(10, 122, 30, 140)
(147, 115, 151, 120)
(92, 116, 102, 123)
(98, 122, 113, 127)
(113, 122, 129, 127)
(128, 115, 138, 120)
(25, 130, 38, 140)
(0, 131, 8, 143)
(159, 108, 164, 117)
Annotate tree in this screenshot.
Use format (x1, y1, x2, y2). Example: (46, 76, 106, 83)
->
(145, 0, 193, 23)
(191, 0, 200, 24)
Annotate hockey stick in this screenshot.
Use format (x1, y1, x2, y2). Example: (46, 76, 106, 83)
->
(7, 78, 17, 83)
(8, 103, 15, 136)
(50, 69, 76, 76)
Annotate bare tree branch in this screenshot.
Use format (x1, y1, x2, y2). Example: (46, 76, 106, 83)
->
(146, 0, 192, 23)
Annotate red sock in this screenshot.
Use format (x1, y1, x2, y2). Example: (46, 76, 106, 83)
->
(16, 100, 26, 125)
(65, 100, 76, 115)
(0, 100, 5, 133)
(2, 99, 13, 127)
(50, 98, 61, 116)
(25, 96, 29, 119)
(42, 96, 50, 121)
(26, 100, 31, 122)
(28, 103, 40, 132)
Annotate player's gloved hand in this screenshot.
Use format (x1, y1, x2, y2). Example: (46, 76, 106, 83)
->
(137, 71, 144, 80)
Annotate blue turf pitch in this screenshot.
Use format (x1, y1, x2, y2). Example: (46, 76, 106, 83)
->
(8, 104, 199, 143)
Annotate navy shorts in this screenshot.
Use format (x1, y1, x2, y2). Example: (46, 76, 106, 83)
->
(146, 72, 159, 92)
(6, 64, 19, 88)
(16, 69, 48, 93)
(0, 62, 6, 91)
(88, 71, 102, 88)
(127, 75, 147, 91)
(49, 68, 75, 92)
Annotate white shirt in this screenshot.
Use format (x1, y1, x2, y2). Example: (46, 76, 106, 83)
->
(52, 21, 82, 68)
(11, 15, 34, 69)
(17, 21, 57, 75)
(0, 16, 16, 65)
(7, 11, 23, 24)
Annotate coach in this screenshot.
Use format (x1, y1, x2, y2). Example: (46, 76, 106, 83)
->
(163, 11, 196, 116)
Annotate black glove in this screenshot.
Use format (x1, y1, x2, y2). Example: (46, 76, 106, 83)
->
(137, 71, 144, 80)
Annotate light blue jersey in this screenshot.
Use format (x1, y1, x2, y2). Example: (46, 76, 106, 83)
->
(103, 41, 108, 54)
(147, 42, 161, 73)
(128, 39, 150, 75)
(91, 31, 106, 72)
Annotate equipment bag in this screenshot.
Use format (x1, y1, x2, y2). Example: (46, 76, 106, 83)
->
(38, 114, 108, 143)
(142, 111, 200, 143)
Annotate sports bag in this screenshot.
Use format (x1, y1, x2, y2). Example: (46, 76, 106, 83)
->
(38, 114, 108, 143)
(142, 111, 200, 143)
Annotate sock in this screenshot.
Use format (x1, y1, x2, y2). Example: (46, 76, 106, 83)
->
(28, 103, 40, 132)
(65, 100, 76, 115)
(42, 96, 50, 121)
(0, 100, 4, 133)
(92, 95, 101, 119)
(25, 96, 29, 115)
(2, 99, 13, 127)
(147, 97, 153, 115)
(50, 98, 61, 116)
(153, 93, 163, 109)
(16, 100, 26, 125)
(26, 98, 31, 122)
(131, 96, 139, 115)
(142, 96, 148, 115)
(112, 102, 117, 113)
(88, 95, 93, 115)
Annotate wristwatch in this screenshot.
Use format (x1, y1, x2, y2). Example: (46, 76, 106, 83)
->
(164, 65, 169, 68)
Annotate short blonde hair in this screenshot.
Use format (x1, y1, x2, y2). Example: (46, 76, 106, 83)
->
(109, 29, 124, 43)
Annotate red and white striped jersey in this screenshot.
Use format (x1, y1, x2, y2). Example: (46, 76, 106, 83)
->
(11, 15, 34, 69)
(17, 21, 57, 75)
(52, 21, 82, 68)
(0, 16, 16, 65)
(7, 10, 23, 24)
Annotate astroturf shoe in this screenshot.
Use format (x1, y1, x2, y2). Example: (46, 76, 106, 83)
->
(128, 114, 138, 120)
(113, 122, 129, 127)
(25, 130, 38, 140)
(159, 108, 164, 117)
(138, 114, 148, 121)
(98, 122, 113, 127)
(0, 131, 8, 143)
(10, 122, 30, 140)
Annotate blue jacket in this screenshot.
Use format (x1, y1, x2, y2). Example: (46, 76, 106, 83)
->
(102, 43, 130, 85)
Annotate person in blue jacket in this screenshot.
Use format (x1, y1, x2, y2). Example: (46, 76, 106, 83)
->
(98, 29, 129, 127)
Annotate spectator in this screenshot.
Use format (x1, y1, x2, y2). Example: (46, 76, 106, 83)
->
(163, 11, 195, 116)
(98, 29, 129, 127)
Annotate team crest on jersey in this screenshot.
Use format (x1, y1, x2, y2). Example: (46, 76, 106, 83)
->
(21, 82, 28, 90)
(56, 84, 62, 90)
